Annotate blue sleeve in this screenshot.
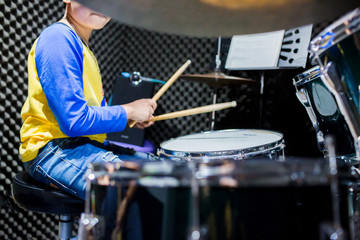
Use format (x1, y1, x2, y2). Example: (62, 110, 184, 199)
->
(35, 24, 127, 137)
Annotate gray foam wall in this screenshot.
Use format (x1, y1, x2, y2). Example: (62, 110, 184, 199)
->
(1, 0, 334, 238)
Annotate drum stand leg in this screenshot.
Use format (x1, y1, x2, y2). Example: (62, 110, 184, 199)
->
(346, 183, 360, 240)
(188, 161, 201, 240)
(320, 136, 345, 240)
(77, 177, 99, 240)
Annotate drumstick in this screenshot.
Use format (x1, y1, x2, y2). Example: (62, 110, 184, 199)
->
(149, 101, 237, 122)
(129, 59, 191, 128)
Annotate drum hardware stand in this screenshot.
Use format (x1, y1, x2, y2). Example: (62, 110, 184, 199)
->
(223, 25, 313, 129)
(188, 161, 202, 240)
(345, 180, 360, 240)
(78, 173, 100, 240)
(209, 36, 222, 131)
(317, 60, 360, 160)
(210, 88, 218, 131)
(320, 136, 344, 240)
(77, 213, 99, 240)
(259, 71, 265, 128)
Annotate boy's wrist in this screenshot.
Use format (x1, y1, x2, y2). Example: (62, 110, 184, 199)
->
(121, 105, 133, 120)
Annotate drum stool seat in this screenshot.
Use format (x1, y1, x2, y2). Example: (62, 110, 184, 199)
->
(11, 171, 84, 240)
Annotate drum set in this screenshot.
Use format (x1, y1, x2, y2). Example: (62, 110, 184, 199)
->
(78, 8, 360, 240)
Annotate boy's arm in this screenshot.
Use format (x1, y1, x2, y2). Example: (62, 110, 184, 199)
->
(35, 24, 127, 137)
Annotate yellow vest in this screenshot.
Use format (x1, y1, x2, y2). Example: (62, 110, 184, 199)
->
(20, 33, 106, 162)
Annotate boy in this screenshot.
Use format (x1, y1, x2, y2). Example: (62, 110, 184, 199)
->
(20, 0, 157, 200)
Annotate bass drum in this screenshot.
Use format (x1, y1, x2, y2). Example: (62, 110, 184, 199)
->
(78, 159, 360, 240)
(158, 129, 285, 161)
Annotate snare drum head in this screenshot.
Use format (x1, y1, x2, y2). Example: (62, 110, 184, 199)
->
(160, 129, 284, 158)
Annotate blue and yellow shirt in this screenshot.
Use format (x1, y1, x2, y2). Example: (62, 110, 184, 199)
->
(20, 23, 127, 162)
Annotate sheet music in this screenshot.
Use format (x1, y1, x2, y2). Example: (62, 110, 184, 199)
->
(278, 24, 313, 68)
(225, 30, 285, 70)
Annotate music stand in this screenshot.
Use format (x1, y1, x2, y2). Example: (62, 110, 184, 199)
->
(224, 24, 313, 127)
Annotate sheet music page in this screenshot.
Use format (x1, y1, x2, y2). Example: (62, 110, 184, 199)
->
(278, 24, 313, 68)
(225, 29, 285, 70)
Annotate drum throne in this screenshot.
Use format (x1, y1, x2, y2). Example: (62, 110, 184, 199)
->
(11, 171, 84, 240)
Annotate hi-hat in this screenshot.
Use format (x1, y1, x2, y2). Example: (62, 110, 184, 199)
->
(181, 72, 256, 88)
(77, 0, 359, 37)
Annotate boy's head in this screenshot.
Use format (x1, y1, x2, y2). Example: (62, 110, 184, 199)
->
(63, 0, 111, 30)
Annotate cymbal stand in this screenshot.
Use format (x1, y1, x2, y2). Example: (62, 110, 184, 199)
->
(210, 36, 222, 131)
(210, 88, 218, 131)
(259, 71, 265, 128)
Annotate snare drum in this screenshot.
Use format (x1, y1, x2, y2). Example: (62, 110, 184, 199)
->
(78, 160, 360, 240)
(293, 66, 355, 156)
(309, 8, 360, 116)
(158, 129, 285, 161)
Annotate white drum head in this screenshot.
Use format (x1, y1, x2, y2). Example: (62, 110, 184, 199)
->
(160, 129, 283, 153)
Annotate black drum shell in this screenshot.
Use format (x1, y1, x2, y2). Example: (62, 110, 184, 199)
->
(294, 66, 355, 156)
(81, 159, 360, 240)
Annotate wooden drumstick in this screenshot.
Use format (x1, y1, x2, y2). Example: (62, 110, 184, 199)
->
(149, 101, 237, 122)
(129, 59, 192, 128)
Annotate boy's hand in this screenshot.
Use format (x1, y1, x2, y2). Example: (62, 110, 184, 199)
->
(122, 99, 157, 122)
(132, 119, 155, 129)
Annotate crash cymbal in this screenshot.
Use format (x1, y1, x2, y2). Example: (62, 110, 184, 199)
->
(181, 72, 256, 87)
(77, 0, 358, 37)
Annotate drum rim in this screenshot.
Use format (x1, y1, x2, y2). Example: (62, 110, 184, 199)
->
(309, 7, 360, 60)
(293, 66, 321, 87)
(87, 159, 331, 187)
(158, 129, 285, 160)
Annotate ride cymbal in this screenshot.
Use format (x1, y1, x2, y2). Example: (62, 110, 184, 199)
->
(181, 72, 256, 88)
(77, 0, 359, 37)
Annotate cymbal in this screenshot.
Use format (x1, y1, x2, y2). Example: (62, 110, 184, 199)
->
(77, 0, 358, 37)
(180, 72, 256, 88)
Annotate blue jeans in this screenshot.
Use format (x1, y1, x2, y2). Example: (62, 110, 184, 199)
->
(25, 137, 154, 200)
